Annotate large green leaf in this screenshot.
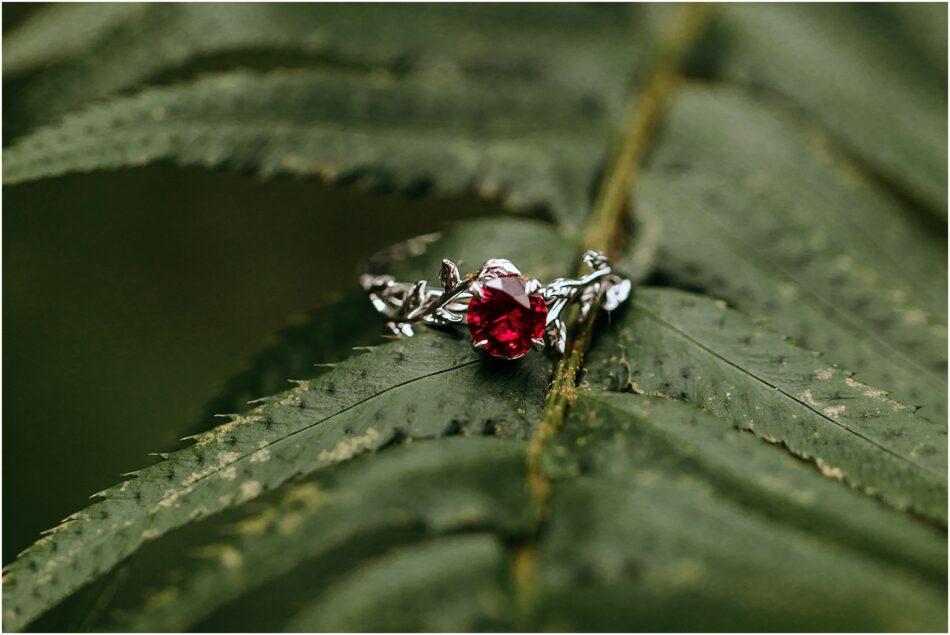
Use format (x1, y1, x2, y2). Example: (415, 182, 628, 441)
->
(70, 346, 949, 632)
(5, 4, 647, 131)
(4, 3, 946, 632)
(1, 5, 668, 230)
(1, 322, 549, 631)
(107, 437, 530, 631)
(638, 84, 947, 421)
(287, 534, 512, 632)
(715, 4, 948, 216)
(196, 216, 580, 433)
(2, 3, 146, 76)
(192, 292, 382, 438)
(1, 218, 576, 631)
(26, 283, 944, 631)
(61, 370, 950, 631)
(586, 287, 947, 523)
(533, 392, 946, 631)
(4, 68, 613, 228)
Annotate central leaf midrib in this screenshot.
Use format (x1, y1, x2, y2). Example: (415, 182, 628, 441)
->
(513, 4, 713, 624)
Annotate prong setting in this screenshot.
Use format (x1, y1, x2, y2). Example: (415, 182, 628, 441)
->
(525, 278, 543, 294)
(468, 281, 485, 300)
(477, 258, 522, 280)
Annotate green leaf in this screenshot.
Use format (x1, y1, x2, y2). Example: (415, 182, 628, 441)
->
(88, 364, 950, 632)
(638, 84, 947, 421)
(2, 3, 147, 76)
(6, 4, 646, 131)
(1, 217, 576, 631)
(196, 216, 580, 434)
(191, 291, 382, 438)
(5, 4, 945, 631)
(107, 437, 529, 631)
(2, 5, 666, 230)
(287, 534, 512, 632)
(533, 391, 946, 631)
(2, 332, 547, 631)
(4, 68, 612, 228)
(96, 355, 949, 631)
(887, 3, 948, 78)
(586, 287, 947, 523)
(715, 4, 948, 215)
(57, 289, 947, 632)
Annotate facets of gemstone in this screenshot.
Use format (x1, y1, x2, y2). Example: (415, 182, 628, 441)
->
(466, 274, 548, 359)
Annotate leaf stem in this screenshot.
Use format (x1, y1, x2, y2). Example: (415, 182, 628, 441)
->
(516, 3, 711, 624)
(583, 4, 711, 258)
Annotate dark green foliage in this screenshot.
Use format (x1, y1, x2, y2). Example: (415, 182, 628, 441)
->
(3, 3, 945, 632)
(586, 288, 947, 523)
(3, 330, 551, 630)
(536, 393, 945, 631)
(288, 534, 513, 632)
(639, 85, 947, 421)
(4, 4, 648, 131)
(192, 292, 383, 438)
(715, 4, 948, 215)
(111, 437, 532, 631)
(3, 5, 661, 229)
(3, 68, 611, 227)
(196, 216, 577, 434)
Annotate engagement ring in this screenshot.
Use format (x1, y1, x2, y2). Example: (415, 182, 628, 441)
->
(361, 243, 631, 360)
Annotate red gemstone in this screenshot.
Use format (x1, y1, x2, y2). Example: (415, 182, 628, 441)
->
(467, 275, 548, 359)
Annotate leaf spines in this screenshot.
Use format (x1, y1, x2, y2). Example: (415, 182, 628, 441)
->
(2, 333, 551, 631)
(586, 287, 947, 522)
(531, 391, 946, 631)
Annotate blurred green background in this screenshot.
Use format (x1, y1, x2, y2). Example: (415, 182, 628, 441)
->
(2, 4, 498, 559)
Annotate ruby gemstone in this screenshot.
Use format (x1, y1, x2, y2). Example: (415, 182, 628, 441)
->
(467, 274, 548, 359)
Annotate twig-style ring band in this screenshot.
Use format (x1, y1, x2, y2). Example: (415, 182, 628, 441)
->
(360, 244, 631, 360)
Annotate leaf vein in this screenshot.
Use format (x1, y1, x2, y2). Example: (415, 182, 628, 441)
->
(153, 358, 483, 504)
(633, 301, 943, 477)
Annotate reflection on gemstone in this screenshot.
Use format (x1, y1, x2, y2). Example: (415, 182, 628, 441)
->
(467, 274, 547, 359)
